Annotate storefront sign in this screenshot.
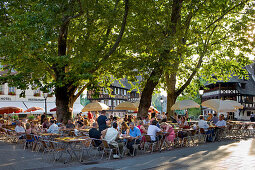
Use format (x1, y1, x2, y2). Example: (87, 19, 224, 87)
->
(28, 98, 45, 102)
(0, 97, 11, 101)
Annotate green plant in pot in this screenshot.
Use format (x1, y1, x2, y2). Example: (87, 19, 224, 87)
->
(12, 115, 18, 120)
(28, 115, 35, 121)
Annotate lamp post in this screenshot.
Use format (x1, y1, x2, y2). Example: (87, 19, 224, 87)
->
(160, 97, 164, 114)
(43, 92, 48, 115)
(199, 90, 204, 116)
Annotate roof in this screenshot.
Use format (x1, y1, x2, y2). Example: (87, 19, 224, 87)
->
(204, 62, 255, 96)
(111, 77, 141, 92)
(236, 73, 255, 96)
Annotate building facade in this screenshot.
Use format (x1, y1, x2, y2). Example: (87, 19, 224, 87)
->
(0, 83, 83, 114)
(202, 62, 255, 120)
(87, 79, 140, 117)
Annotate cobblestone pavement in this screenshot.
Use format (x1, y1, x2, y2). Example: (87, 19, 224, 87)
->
(0, 138, 255, 170)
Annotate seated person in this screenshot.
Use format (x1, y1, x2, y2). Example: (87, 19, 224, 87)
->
(143, 116, 150, 125)
(147, 120, 162, 141)
(198, 115, 209, 131)
(0, 119, 4, 128)
(42, 118, 50, 129)
(127, 122, 141, 155)
(25, 123, 32, 134)
(47, 120, 59, 134)
(161, 122, 175, 144)
(215, 114, 226, 128)
(121, 122, 129, 136)
(211, 113, 219, 124)
(66, 119, 75, 129)
(89, 122, 102, 147)
(179, 117, 190, 129)
(101, 122, 123, 157)
(15, 121, 25, 135)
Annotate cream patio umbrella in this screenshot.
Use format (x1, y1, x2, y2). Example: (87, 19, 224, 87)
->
(171, 100, 200, 110)
(224, 100, 244, 109)
(114, 101, 138, 111)
(201, 99, 240, 113)
(82, 102, 110, 112)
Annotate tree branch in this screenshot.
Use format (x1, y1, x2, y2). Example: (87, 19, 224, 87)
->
(96, 0, 121, 55)
(206, 1, 245, 30)
(176, 25, 217, 96)
(74, 82, 91, 101)
(101, 0, 129, 61)
(63, 0, 84, 25)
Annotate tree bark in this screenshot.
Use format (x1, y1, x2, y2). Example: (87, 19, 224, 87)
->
(55, 86, 74, 123)
(165, 72, 177, 117)
(55, 19, 72, 123)
(138, 67, 163, 118)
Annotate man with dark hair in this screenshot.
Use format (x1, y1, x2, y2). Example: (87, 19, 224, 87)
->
(89, 122, 102, 147)
(198, 115, 209, 130)
(101, 122, 123, 158)
(97, 110, 109, 132)
(41, 112, 46, 124)
(66, 119, 75, 129)
(147, 120, 161, 141)
(127, 122, 141, 155)
(47, 120, 59, 134)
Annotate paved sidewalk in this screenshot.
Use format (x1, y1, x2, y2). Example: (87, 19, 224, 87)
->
(0, 138, 255, 170)
(58, 138, 255, 170)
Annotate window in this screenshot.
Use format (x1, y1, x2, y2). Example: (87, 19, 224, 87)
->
(124, 90, 127, 95)
(8, 87, 16, 95)
(0, 85, 3, 95)
(34, 89, 41, 96)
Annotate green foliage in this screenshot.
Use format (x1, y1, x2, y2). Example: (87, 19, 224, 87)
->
(27, 115, 35, 120)
(110, 0, 254, 104)
(12, 115, 18, 120)
(0, 0, 128, 95)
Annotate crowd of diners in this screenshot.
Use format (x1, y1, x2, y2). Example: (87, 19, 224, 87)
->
(0, 110, 231, 157)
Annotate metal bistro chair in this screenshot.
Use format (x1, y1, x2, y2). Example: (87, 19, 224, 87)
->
(143, 135, 157, 153)
(23, 134, 35, 150)
(101, 140, 120, 160)
(80, 137, 92, 162)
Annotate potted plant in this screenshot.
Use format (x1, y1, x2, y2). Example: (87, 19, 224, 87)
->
(47, 93, 54, 97)
(8, 92, 16, 95)
(28, 115, 35, 121)
(12, 115, 18, 121)
(34, 93, 40, 97)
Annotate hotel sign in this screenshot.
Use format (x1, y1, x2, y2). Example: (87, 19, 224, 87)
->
(28, 98, 45, 102)
(0, 97, 11, 101)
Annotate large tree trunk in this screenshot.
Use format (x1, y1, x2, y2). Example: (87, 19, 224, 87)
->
(138, 68, 163, 118)
(55, 86, 74, 123)
(165, 72, 178, 118)
(55, 19, 71, 123)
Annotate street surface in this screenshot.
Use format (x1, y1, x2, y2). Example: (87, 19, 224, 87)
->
(0, 138, 255, 170)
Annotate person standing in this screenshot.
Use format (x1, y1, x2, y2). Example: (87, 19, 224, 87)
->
(97, 110, 109, 132)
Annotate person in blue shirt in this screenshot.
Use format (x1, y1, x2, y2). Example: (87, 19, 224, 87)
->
(127, 122, 141, 156)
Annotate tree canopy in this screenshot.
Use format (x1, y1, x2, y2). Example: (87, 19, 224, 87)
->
(0, 0, 129, 122)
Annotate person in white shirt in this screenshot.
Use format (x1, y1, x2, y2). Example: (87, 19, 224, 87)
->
(147, 120, 162, 141)
(215, 114, 226, 127)
(198, 115, 209, 131)
(47, 120, 59, 134)
(101, 122, 123, 158)
(15, 121, 25, 134)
